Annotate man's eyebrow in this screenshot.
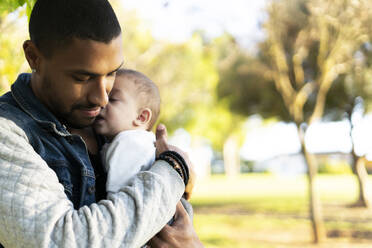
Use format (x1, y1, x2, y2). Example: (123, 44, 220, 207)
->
(110, 61, 124, 74)
(69, 61, 124, 77)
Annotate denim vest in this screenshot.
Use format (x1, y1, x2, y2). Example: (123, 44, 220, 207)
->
(0, 73, 98, 209)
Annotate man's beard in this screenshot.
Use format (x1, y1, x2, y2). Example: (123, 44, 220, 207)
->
(57, 103, 99, 129)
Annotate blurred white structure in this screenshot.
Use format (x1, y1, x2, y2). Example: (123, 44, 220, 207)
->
(169, 129, 213, 180)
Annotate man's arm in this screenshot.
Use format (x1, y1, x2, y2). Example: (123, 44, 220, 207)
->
(0, 118, 184, 247)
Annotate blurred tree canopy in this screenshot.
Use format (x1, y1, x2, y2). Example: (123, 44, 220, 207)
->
(0, 4, 28, 94)
(0, 0, 35, 18)
(216, 34, 291, 122)
(113, 3, 244, 151)
(220, 0, 371, 126)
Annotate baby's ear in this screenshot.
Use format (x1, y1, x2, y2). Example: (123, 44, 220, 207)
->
(133, 108, 152, 127)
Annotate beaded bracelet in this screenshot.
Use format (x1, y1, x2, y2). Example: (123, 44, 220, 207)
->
(156, 151, 189, 186)
(158, 154, 185, 181)
(161, 151, 189, 186)
(161, 151, 189, 184)
(157, 153, 185, 185)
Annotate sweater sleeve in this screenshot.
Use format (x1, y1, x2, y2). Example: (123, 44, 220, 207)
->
(0, 118, 184, 248)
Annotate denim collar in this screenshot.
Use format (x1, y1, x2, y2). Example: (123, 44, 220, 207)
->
(11, 73, 70, 136)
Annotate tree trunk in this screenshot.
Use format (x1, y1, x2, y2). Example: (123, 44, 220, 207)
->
(347, 113, 372, 208)
(351, 154, 372, 208)
(297, 125, 326, 243)
(223, 135, 240, 178)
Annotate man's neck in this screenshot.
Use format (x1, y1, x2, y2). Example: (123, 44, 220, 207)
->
(69, 127, 98, 155)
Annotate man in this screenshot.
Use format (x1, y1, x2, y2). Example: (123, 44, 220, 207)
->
(0, 0, 202, 247)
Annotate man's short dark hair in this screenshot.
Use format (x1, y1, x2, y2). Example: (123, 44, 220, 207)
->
(29, 0, 122, 57)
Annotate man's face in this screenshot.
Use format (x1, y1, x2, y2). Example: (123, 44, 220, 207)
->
(32, 36, 124, 128)
(93, 76, 139, 140)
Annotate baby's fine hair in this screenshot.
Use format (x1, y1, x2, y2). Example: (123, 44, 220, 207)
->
(116, 69, 160, 130)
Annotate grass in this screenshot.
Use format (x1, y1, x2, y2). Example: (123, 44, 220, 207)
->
(189, 174, 372, 248)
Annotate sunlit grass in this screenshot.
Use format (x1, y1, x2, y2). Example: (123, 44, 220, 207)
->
(194, 214, 311, 248)
(190, 174, 372, 248)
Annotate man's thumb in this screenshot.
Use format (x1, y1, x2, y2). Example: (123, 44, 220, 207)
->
(156, 123, 167, 141)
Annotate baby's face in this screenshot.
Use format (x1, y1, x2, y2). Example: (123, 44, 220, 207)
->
(93, 76, 139, 139)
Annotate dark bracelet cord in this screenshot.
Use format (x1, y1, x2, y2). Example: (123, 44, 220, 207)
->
(157, 154, 186, 185)
(158, 154, 185, 183)
(161, 151, 189, 183)
(157, 151, 189, 186)
(161, 151, 189, 186)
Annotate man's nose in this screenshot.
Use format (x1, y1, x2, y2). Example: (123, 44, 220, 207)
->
(88, 76, 113, 107)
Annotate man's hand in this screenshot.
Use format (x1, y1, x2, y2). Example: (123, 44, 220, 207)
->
(155, 124, 196, 199)
(148, 202, 204, 248)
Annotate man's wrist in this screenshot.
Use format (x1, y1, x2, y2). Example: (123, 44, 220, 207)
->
(156, 151, 189, 187)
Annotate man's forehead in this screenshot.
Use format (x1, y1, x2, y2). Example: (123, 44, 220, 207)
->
(51, 36, 124, 74)
(67, 61, 124, 77)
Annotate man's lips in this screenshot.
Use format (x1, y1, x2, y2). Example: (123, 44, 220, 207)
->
(79, 107, 101, 118)
(95, 115, 104, 121)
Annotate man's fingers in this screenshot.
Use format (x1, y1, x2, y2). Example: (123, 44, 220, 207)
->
(154, 224, 173, 240)
(185, 166, 196, 200)
(172, 202, 190, 227)
(147, 235, 163, 248)
(176, 201, 188, 217)
(148, 201, 203, 247)
(148, 225, 174, 247)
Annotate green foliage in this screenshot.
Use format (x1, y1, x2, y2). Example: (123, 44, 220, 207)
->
(114, 4, 244, 150)
(0, 6, 28, 94)
(0, 0, 25, 16)
(218, 0, 372, 127)
(0, 0, 35, 94)
(240, 160, 254, 173)
(215, 34, 291, 122)
(318, 161, 353, 174)
(0, 0, 35, 18)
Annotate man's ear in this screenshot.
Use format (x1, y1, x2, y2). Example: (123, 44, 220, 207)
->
(23, 40, 43, 73)
(133, 108, 152, 127)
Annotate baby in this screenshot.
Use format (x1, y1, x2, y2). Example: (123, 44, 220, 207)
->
(94, 69, 161, 193)
(94, 69, 192, 246)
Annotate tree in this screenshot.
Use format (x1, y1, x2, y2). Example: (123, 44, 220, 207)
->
(218, 0, 372, 243)
(216, 34, 290, 121)
(262, 0, 372, 242)
(325, 44, 372, 208)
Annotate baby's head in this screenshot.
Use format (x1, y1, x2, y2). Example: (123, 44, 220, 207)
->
(94, 69, 160, 140)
